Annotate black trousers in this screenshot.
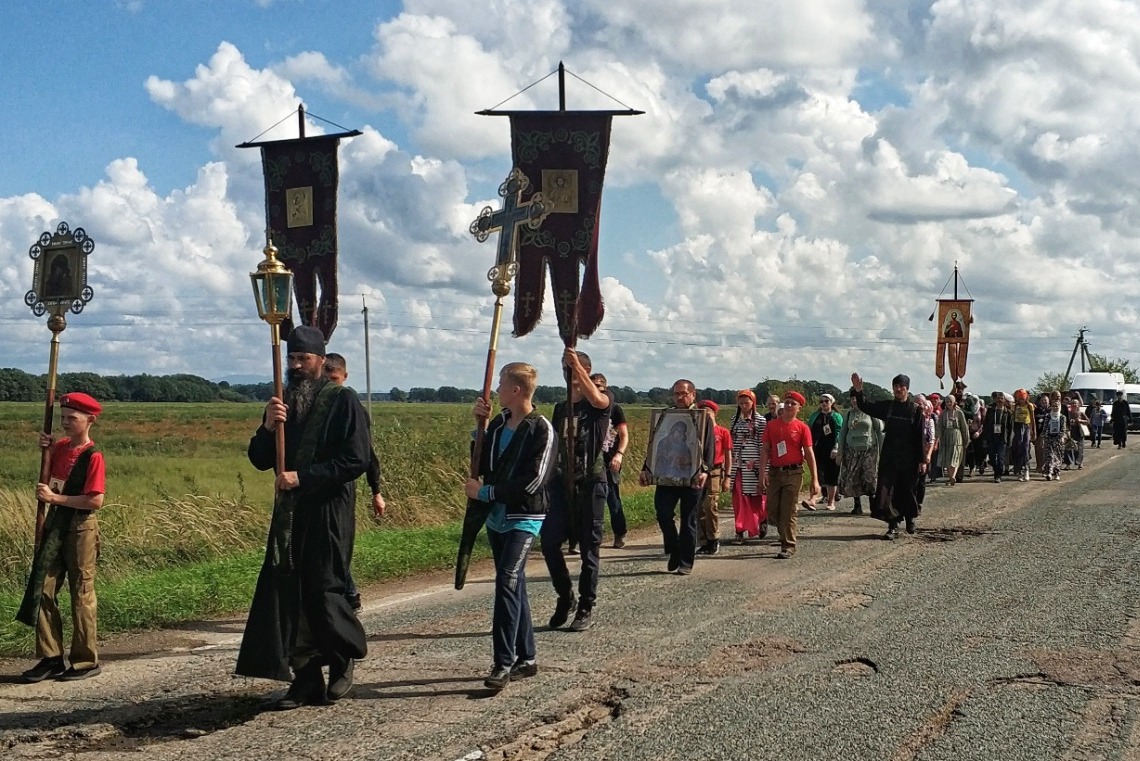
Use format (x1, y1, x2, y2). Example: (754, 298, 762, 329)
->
(655, 485, 703, 570)
(541, 479, 606, 611)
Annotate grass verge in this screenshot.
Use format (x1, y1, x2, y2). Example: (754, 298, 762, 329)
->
(0, 489, 659, 657)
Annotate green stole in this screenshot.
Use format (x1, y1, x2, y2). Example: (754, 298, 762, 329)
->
(268, 382, 344, 575)
(16, 445, 98, 627)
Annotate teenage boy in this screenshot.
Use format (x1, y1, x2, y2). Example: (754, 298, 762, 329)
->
(696, 400, 732, 555)
(758, 391, 820, 559)
(591, 373, 629, 549)
(466, 363, 556, 691)
(323, 352, 386, 611)
(19, 393, 107, 682)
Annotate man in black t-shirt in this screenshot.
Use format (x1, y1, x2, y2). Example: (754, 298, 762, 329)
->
(541, 350, 613, 633)
(592, 373, 629, 549)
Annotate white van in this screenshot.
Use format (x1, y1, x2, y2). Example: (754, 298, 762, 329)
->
(1070, 372, 1126, 428)
(1123, 383, 1140, 430)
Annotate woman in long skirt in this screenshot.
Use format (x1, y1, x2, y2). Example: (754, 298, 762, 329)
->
(1039, 395, 1069, 481)
(728, 390, 767, 542)
(838, 388, 883, 514)
(806, 394, 843, 510)
(935, 395, 971, 484)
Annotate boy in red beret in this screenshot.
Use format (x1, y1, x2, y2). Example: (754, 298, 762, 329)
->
(18, 392, 107, 682)
(696, 400, 732, 555)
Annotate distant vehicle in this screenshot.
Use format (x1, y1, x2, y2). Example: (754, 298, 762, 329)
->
(1069, 372, 1138, 431)
(1123, 384, 1140, 431)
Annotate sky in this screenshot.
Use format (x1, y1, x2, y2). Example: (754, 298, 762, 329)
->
(2, 0, 1139, 397)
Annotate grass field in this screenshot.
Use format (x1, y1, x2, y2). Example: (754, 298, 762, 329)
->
(0, 401, 660, 655)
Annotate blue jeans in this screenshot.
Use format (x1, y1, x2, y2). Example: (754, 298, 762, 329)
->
(541, 479, 606, 611)
(989, 435, 1006, 476)
(1012, 424, 1031, 471)
(488, 529, 536, 669)
(604, 465, 628, 538)
(655, 485, 702, 570)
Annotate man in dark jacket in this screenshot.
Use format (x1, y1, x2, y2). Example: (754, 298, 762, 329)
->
(237, 326, 371, 710)
(466, 362, 556, 691)
(1112, 391, 1130, 448)
(850, 372, 925, 539)
(542, 350, 613, 633)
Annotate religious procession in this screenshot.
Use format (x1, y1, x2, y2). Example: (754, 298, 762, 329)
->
(7, 61, 1136, 759)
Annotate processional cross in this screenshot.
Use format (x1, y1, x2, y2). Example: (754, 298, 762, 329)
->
(454, 168, 550, 591)
(469, 167, 549, 298)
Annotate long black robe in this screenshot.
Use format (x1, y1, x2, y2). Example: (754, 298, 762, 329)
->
(236, 381, 371, 681)
(854, 391, 924, 523)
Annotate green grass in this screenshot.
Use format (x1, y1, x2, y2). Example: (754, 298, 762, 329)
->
(0, 488, 660, 655)
(0, 399, 662, 655)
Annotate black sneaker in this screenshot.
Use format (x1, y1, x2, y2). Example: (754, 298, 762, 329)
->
(22, 657, 65, 683)
(275, 664, 326, 710)
(549, 594, 576, 629)
(612, 534, 626, 549)
(666, 554, 681, 573)
(882, 524, 899, 541)
(905, 518, 916, 535)
(346, 593, 362, 612)
(484, 665, 511, 691)
(566, 544, 580, 556)
(509, 660, 538, 679)
(696, 543, 710, 555)
(707, 540, 720, 556)
(676, 564, 693, 575)
(58, 665, 101, 682)
(757, 521, 769, 539)
(569, 609, 594, 632)
(327, 657, 354, 701)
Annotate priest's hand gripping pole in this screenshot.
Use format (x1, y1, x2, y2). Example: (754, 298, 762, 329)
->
(456, 168, 549, 589)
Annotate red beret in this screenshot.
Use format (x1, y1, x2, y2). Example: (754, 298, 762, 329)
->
(698, 400, 719, 413)
(59, 392, 102, 417)
(784, 391, 806, 406)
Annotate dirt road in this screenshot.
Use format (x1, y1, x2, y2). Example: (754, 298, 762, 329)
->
(3, 449, 1140, 760)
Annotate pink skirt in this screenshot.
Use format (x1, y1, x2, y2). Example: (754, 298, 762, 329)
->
(732, 476, 767, 536)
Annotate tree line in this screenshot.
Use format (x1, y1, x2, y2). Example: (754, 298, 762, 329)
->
(0, 367, 893, 406)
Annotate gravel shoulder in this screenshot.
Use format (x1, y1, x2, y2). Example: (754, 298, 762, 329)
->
(3, 449, 1139, 761)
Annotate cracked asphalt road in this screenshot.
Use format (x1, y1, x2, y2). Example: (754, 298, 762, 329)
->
(3, 448, 1139, 760)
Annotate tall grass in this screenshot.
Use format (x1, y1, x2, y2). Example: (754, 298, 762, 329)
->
(0, 401, 658, 655)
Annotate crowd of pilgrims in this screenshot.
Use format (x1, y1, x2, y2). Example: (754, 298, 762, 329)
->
(702, 383, 1127, 552)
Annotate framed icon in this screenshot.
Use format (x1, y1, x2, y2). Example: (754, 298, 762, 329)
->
(644, 407, 709, 487)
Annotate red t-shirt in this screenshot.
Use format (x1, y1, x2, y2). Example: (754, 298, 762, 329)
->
(48, 439, 106, 496)
(713, 424, 732, 466)
(763, 417, 813, 467)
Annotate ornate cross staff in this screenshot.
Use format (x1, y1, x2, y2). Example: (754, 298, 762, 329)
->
(24, 222, 95, 549)
(454, 168, 549, 589)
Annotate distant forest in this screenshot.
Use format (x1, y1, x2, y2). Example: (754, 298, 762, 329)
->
(0, 368, 892, 406)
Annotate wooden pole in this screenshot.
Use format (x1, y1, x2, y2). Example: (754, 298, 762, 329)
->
(362, 295, 372, 420)
(34, 317, 65, 550)
(270, 322, 285, 477)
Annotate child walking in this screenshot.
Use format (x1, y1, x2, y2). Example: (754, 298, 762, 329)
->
(19, 392, 107, 682)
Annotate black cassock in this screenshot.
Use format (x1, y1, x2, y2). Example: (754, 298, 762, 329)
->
(237, 381, 370, 681)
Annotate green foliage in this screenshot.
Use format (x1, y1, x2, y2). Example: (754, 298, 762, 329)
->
(1088, 353, 1140, 383)
(1033, 371, 1071, 396)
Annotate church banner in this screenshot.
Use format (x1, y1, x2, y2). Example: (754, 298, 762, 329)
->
(935, 299, 972, 382)
(260, 135, 344, 340)
(508, 113, 612, 342)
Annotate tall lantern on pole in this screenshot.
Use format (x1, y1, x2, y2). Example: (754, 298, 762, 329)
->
(250, 236, 293, 476)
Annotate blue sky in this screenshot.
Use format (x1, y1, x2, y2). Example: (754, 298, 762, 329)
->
(2, 0, 1139, 397)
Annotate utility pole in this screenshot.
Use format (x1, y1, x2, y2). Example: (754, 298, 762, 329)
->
(1062, 326, 1091, 385)
(362, 295, 372, 420)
